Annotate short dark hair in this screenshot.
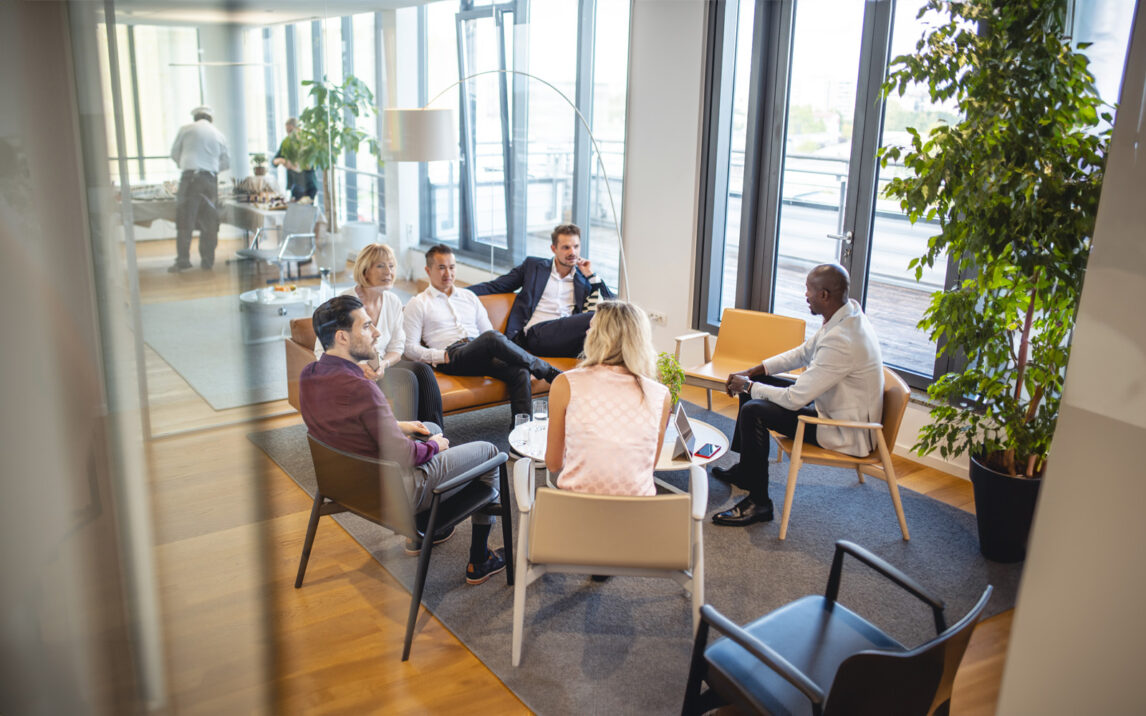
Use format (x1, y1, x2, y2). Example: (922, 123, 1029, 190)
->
(551, 224, 581, 246)
(312, 295, 364, 350)
(425, 243, 455, 266)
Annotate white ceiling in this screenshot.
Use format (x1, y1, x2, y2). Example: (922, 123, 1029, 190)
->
(111, 0, 437, 27)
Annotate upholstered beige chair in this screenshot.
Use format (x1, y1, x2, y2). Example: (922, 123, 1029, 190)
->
(510, 457, 707, 666)
(674, 308, 807, 410)
(769, 367, 912, 541)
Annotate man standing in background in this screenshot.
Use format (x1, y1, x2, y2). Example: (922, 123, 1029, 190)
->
(273, 117, 317, 200)
(169, 105, 229, 272)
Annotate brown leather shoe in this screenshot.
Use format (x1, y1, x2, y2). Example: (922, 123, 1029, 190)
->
(712, 497, 774, 526)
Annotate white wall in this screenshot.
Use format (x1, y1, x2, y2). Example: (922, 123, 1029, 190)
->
(996, 6, 1146, 712)
(620, 0, 709, 354)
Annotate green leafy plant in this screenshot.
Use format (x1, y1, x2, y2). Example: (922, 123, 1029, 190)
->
(657, 352, 685, 406)
(881, 0, 1111, 478)
(249, 152, 267, 167)
(280, 75, 381, 233)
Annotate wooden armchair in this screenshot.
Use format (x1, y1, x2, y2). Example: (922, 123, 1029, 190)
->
(509, 457, 707, 666)
(770, 367, 912, 541)
(674, 309, 806, 410)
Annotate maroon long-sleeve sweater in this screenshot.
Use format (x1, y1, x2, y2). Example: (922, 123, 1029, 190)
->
(299, 353, 438, 466)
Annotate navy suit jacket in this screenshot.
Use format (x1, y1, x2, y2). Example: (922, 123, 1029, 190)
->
(469, 256, 615, 340)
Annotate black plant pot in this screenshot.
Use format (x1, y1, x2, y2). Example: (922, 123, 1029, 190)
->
(969, 454, 1042, 563)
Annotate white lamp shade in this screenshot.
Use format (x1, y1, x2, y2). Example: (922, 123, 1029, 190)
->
(383, 108, 458, 162)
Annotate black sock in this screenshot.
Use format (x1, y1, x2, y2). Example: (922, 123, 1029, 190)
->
(469, 523, 492, 564)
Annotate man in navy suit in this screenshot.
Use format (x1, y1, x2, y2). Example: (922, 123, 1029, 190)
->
(469, 224, 615, 357)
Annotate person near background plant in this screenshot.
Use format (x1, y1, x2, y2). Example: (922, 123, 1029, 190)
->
(545, 300, 672, 497)
(279, 76, 380, 232)
(710, 264, 885, 527)
(881, 0, 1110, 483)
(273, 117, 317, 200)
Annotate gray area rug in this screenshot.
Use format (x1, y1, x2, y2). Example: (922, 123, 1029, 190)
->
(142, 295, 288, 410)
(249, 402, 1023, 715)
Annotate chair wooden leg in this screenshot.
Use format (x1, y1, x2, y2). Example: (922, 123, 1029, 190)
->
(681, 618, 712, 715)
(294, 492, 324, 588)
(705, 388, 712, 411)
(511, 513, 531, 667)
(778, 424, 807, 541)
(855, 465, 866, 484)
(498, 461, 514, 586)
(876, 434, 909, 541)
(403, 499, 442, 661)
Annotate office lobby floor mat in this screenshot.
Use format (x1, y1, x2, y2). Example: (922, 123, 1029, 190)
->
(142, 294, 288, 410)
(249, 402, 1023, 715)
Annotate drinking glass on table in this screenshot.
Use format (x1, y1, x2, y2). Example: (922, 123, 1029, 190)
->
(532, 398, 548, 422)
(514, 413, 531, 429)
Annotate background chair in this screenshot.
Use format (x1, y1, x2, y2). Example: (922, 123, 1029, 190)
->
(769, 367, 911, 540)
(683, 540, 993, 716)
(296, 435, 512, 661)
(674, 309, 806, 410)
(510, 458, 707, 666)
(235, 202, 317, 284)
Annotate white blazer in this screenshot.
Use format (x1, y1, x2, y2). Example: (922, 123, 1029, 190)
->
(753, 299, 884, 457)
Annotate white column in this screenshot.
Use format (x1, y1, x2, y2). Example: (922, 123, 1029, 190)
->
(199, 24, 249, 180)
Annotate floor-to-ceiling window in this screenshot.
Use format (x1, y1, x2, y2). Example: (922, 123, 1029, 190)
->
(697, 0, 1136, 387)
(417, 0, 631, 287)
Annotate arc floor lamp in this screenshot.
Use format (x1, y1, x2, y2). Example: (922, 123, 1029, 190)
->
(382, 68, 630, 296)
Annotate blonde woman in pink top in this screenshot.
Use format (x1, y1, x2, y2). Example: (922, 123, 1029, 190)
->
(546, 301, 673, 495)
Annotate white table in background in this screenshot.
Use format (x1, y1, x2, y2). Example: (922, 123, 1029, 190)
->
(507, 416, 729, 494)
(238, 287, 316, 344)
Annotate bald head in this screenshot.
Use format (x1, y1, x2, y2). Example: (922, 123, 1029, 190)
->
(808, 263, 849, 299)
(804, 263, 850, 321)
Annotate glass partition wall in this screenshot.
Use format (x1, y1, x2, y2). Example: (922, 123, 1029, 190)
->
(66, 0, 631, 708)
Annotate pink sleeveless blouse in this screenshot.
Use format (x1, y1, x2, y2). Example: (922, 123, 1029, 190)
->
(555, 365, 668, 496)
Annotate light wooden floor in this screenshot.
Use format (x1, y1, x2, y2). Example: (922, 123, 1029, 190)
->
(140, 238, 1010, 714)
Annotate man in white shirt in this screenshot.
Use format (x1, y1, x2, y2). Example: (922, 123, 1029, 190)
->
(469, 224, 614, 357)
(711, 263, 885, 527)
(169, 106, 230, 272)
(403, 244, 563, 425)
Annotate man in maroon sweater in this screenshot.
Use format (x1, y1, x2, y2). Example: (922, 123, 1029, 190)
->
(299, 295, 506, 584)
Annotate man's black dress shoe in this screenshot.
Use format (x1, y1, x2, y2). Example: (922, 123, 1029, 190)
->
(712, 497, 774, 526)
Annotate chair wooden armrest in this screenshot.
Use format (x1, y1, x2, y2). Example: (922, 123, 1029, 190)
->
(828, 540, 947, 633)
(698, 605, 826, 707)
(689, 464, 708, 521)
(796, 414, 883, 431)
(432, 452, 508, 495)
(673, 332, 713, 362)
(512, 457, 534, 513)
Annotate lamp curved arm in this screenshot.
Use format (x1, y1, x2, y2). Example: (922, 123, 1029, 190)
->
(424, 68, 629, 297)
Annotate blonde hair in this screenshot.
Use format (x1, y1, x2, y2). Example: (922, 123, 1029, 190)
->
(352, 243, 397, 287)
(580, 301, 658, 395)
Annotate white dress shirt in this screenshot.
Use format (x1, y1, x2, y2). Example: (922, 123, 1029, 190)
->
(524, 260, 576, 333)
(402, 285, 493, 365)
(170, 119, 230, 174)
(752, 299, 884, 457)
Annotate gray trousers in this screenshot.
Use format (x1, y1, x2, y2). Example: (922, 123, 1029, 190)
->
(411, 430, 498, 525)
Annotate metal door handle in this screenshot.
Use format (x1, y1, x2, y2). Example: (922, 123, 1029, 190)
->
(825, 231, 854, 244)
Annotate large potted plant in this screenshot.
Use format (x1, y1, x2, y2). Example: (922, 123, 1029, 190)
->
(881, 0, 1111, 561)
(280, 74, 380, 234)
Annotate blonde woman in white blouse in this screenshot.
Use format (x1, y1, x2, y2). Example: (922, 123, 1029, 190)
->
(546, 301, 672, 496)
(317, 243, 444, 425)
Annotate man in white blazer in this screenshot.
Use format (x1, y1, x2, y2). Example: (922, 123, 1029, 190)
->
(711, 263, 884, 526)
